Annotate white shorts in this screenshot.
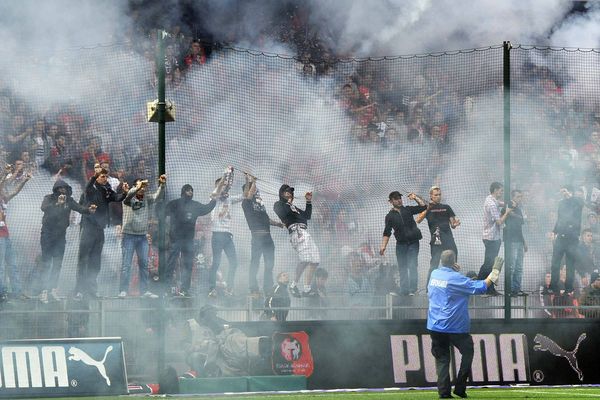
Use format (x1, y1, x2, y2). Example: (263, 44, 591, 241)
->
(289, 225, 320, 264)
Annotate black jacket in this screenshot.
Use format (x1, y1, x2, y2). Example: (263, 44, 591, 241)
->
(264, 283, 291, 321)
(80, 175, 126, 228)
(166, 192, 216, 241)
(554, 196, 584, 240)
(273, 184, 312, 228)
(41, 180, 90, 234)
(383, 205, 427, 244)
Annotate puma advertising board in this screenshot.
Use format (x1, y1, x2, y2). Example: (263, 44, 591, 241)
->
(0, 337, 127, 398)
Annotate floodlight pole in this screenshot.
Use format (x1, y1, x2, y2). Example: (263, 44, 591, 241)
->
(156, 29, 167, 377)
(503, 41, 512, 320)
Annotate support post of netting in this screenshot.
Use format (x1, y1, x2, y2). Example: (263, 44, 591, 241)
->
(156, 29, 167, 378)
(503, 41, 512, 320)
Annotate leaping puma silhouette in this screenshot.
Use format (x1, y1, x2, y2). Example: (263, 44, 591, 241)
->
(533, 333, 586, 381)
(68, 346, 113, 386)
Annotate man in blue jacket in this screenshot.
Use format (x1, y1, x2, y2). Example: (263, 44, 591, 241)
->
(427, 250, 503, 399)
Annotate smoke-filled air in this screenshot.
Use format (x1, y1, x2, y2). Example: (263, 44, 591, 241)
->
(0, 0, 599, 380)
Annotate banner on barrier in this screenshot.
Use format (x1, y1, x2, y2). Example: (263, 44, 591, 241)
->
(240, 320, 599, 389)
(0, 337, 127, 398)
(272, 331, 314, 377)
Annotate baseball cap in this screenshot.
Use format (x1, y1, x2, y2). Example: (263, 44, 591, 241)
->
(591, 271, 600, 283)
(389, 191, 402, 200)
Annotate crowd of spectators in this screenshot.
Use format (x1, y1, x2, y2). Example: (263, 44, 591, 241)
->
(0, 2, 599, 318)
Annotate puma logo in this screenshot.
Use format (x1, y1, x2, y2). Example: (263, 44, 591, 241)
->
(68, 346, 113, 386)
(533, 333, 586, 381)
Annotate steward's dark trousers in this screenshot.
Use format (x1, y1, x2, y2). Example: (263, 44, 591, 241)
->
(430, 330, 474, 398)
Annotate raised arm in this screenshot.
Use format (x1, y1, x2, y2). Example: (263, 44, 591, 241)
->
(5, 172, 31, 202)
(149, 175, 166, 203)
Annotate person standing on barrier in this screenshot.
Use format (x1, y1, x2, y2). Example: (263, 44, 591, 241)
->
(503, 189, 528, 296)
(0, 168, 32, 302)
(549, 184, 585, 295)
(118, 175, 166, 299)
(416, 186, 460, 287)
(274, 184, 320, 297)
(428, 250, 503, 399)
(241, 173, 284, 298)
(209, 168, 242, 297)
(379, 191, 427, 295)
(74, 165, 127, 300)
(39, 179, 96, 303)
(166, 184, 216, 296)
(477, 182, 511, 296)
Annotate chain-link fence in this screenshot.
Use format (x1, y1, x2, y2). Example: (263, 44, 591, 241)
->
(0, 42, 597, 346)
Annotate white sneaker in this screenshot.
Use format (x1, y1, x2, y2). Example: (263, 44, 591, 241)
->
(143, 291, 159, 299)
(118, 291, 127, 298)
(39, 290, 48, 304)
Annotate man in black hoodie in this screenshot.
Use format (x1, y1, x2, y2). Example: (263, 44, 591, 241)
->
(40, 180, 96, 303)
(273, 184, 320, 297)
(165, 184, 216, 296)
(74, 167, 127, 299)
(379, 191, 427, 295)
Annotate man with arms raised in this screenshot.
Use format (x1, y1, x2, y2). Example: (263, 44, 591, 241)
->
(428, 250, 504, 398)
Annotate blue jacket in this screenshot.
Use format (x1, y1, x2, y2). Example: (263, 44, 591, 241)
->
(427, 266, 487, 333)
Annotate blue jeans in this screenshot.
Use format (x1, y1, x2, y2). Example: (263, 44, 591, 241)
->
(395, 241, 419, 294)
(505, 241, 524, 293)
(0, 237, 19, 295)
(120, 234, 149, 293)
(210, 232, 238, 291)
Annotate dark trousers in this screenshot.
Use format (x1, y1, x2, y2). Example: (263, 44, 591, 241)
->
(41, 230, 67, 291)
(248, 232, 275, 293)
(430, 331, 474, 397)
(477, 239, 501, 292)
(167, 238, 194, 292)
(550, 236, 578, 292)
(395, 241, 419, 294)
(76, 223, 105, 295)
(427, 239, 458, 287)
(210, 232, 238, 291)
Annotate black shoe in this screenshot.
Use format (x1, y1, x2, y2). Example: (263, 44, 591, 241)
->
(440, 394, 454, 399)
(488, 289, 502, 296)
(72, 292, 84, 301)
(515, 290, 528, 296)
(453, 390, 467, 398)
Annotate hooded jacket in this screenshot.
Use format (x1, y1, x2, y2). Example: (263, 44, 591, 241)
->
(41, 180, 90, 234)
(166, 185, 216, 241)
(273, 184, 312, 228)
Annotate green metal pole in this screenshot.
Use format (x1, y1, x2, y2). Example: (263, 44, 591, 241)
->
(503, 41, 511, 320)
(156, 28, 167, 378)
